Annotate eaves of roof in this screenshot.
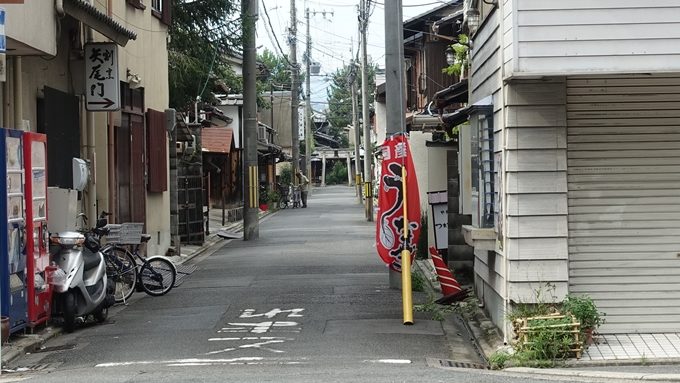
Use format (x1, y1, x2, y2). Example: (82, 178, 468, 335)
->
(64, 0, 137, 46)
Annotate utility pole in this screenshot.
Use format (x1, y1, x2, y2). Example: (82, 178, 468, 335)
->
(385, 0, 412, 325)
(289, 0, 300, 183)
(242, 0, 259, 240)
(359, 0, 373, 222)
(348, 60, 362, 203)
(305, 7, 313, 186)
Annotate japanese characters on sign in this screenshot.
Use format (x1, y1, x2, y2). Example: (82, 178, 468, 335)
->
(427, 190, 448, 251)
(85, 43, 120, 111)
(376, 134, 421, 271)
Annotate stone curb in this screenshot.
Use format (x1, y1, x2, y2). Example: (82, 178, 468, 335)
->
(412, 259, 492, 365)
(505, 367, 680, 382)
(1, 326, 62, 369)
(174, 210, 274, 265)
(413, 259, 503, 355)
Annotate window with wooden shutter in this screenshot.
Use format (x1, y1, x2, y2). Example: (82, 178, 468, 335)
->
(146, 109, 168, 192)
(127, 0, 145, 10)
(152, 0, 172, 25)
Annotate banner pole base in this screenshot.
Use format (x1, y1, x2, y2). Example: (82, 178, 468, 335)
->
(401, 249, 413, 325)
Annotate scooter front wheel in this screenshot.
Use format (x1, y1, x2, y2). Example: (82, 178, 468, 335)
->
(62, 291, 77, 333)
(94, 307, 108, 323)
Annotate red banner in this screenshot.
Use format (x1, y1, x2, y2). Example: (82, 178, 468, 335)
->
(376, 134, 421, 271)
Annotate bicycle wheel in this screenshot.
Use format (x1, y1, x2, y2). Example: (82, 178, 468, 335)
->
(139, 256, 176, 296)
(104, 247, 137, 303)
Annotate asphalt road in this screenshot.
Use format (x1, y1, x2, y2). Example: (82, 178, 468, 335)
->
(1, 186, 623, 383)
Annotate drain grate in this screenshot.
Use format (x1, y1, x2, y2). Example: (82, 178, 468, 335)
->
(174, 264, 198, 287)
(33, 343, 77, 353)
(428, 358, 489, 370)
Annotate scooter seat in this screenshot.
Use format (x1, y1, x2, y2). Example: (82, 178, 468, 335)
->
(83, 250, 101, 271)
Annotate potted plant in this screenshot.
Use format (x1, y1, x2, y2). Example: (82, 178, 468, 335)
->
(562, 294, 605, 345)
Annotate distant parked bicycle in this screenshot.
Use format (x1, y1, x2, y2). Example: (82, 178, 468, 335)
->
(82, 212, 177, 304)
(277, 182, 290, 209)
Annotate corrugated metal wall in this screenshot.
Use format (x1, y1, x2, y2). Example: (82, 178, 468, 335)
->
(567, 75, 680, 333)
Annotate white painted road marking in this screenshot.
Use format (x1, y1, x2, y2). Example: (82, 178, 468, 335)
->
(240, 308, 305, 318)
(205, 337, 294, 355)
(96, 357, 309, 368)
(219, 321, 301, 334)
(364, 359, 412, 364)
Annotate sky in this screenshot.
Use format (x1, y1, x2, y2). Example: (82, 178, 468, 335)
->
(256, 0, 452, 109)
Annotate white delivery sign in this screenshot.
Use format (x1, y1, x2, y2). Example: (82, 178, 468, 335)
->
(85, 43, 120, 111)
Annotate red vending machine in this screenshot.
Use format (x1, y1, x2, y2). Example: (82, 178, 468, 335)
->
(23, 132, 51, 327)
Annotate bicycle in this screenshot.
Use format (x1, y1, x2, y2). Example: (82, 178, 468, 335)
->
(104, 224, 177, 303)
(277, 182, 290, 209)
(83, 212, 177, 304)
(79, 213, 137, 304)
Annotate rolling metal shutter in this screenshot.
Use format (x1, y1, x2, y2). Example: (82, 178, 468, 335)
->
(567, 75, 680, 334)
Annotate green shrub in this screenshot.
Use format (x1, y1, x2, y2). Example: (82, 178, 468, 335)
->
(518, 316, 575, 361)
(325, 162, 348, 185)
(414, 294, 455, 321)
(411, 269, 425, 292)
(280, 165, 292, 186)
(488, 350, 512, 370)
(266, 190, 281, 206)
(562, 294, 605, 330)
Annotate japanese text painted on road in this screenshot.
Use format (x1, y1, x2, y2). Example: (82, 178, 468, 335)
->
(206, 308, 305, 356)
(85, 43, 120, 111)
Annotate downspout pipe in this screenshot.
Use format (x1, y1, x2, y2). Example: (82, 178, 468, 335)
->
(13, 57, 22, 130)
(55, 0, 65, 17)
(107, 0, 116, 223)
(86, 26, 97, 224)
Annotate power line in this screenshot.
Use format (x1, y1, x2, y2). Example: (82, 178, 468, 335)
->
(261, 0, 294, 68)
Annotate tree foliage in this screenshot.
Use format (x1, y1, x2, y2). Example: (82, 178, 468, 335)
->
(257, 49, 291, 91)
(443, 34, 470, 77)
(326, 62, 377, 140)
(169, 0, 242, 110)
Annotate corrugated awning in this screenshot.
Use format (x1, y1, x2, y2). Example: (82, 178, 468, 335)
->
(441, 96, 493, 136)
(64, 0, 137, 46)
(202, 128, 233, 154)
(433, 79, 468, 109)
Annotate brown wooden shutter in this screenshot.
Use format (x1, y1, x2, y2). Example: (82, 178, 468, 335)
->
(161, 0, 172, 25)
(146, 109, 168, 192)
(130, 115, 147, 222)
(126, 0, 145, 10)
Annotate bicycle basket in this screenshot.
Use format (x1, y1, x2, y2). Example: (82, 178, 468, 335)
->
(105, 223, 144, 245)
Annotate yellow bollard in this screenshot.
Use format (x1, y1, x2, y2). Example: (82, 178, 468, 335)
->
(401, 165, 413, 325)
(401, 248, 413, 325)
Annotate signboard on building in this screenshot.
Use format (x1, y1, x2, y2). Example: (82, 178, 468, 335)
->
(0, 8, 6, 53)
(427, 190, 448, 250)
(85, 43, 120, 111)
(298, 105, 305, 141)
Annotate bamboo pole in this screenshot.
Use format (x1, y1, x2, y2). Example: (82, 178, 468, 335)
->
(401, 165, 413, 325)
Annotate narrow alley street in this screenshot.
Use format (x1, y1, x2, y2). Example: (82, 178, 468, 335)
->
(2, 186, 598, 383)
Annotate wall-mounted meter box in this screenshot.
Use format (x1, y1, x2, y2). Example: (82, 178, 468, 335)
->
(72, 158, 89, 191)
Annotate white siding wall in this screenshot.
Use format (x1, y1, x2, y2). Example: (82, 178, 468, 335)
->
(502, 0, 514, 78)
(567, 75, 680, 333)
(505, 79, 569, 303)
(470, 10, 508, 323)
(509, 0, 680, 77)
